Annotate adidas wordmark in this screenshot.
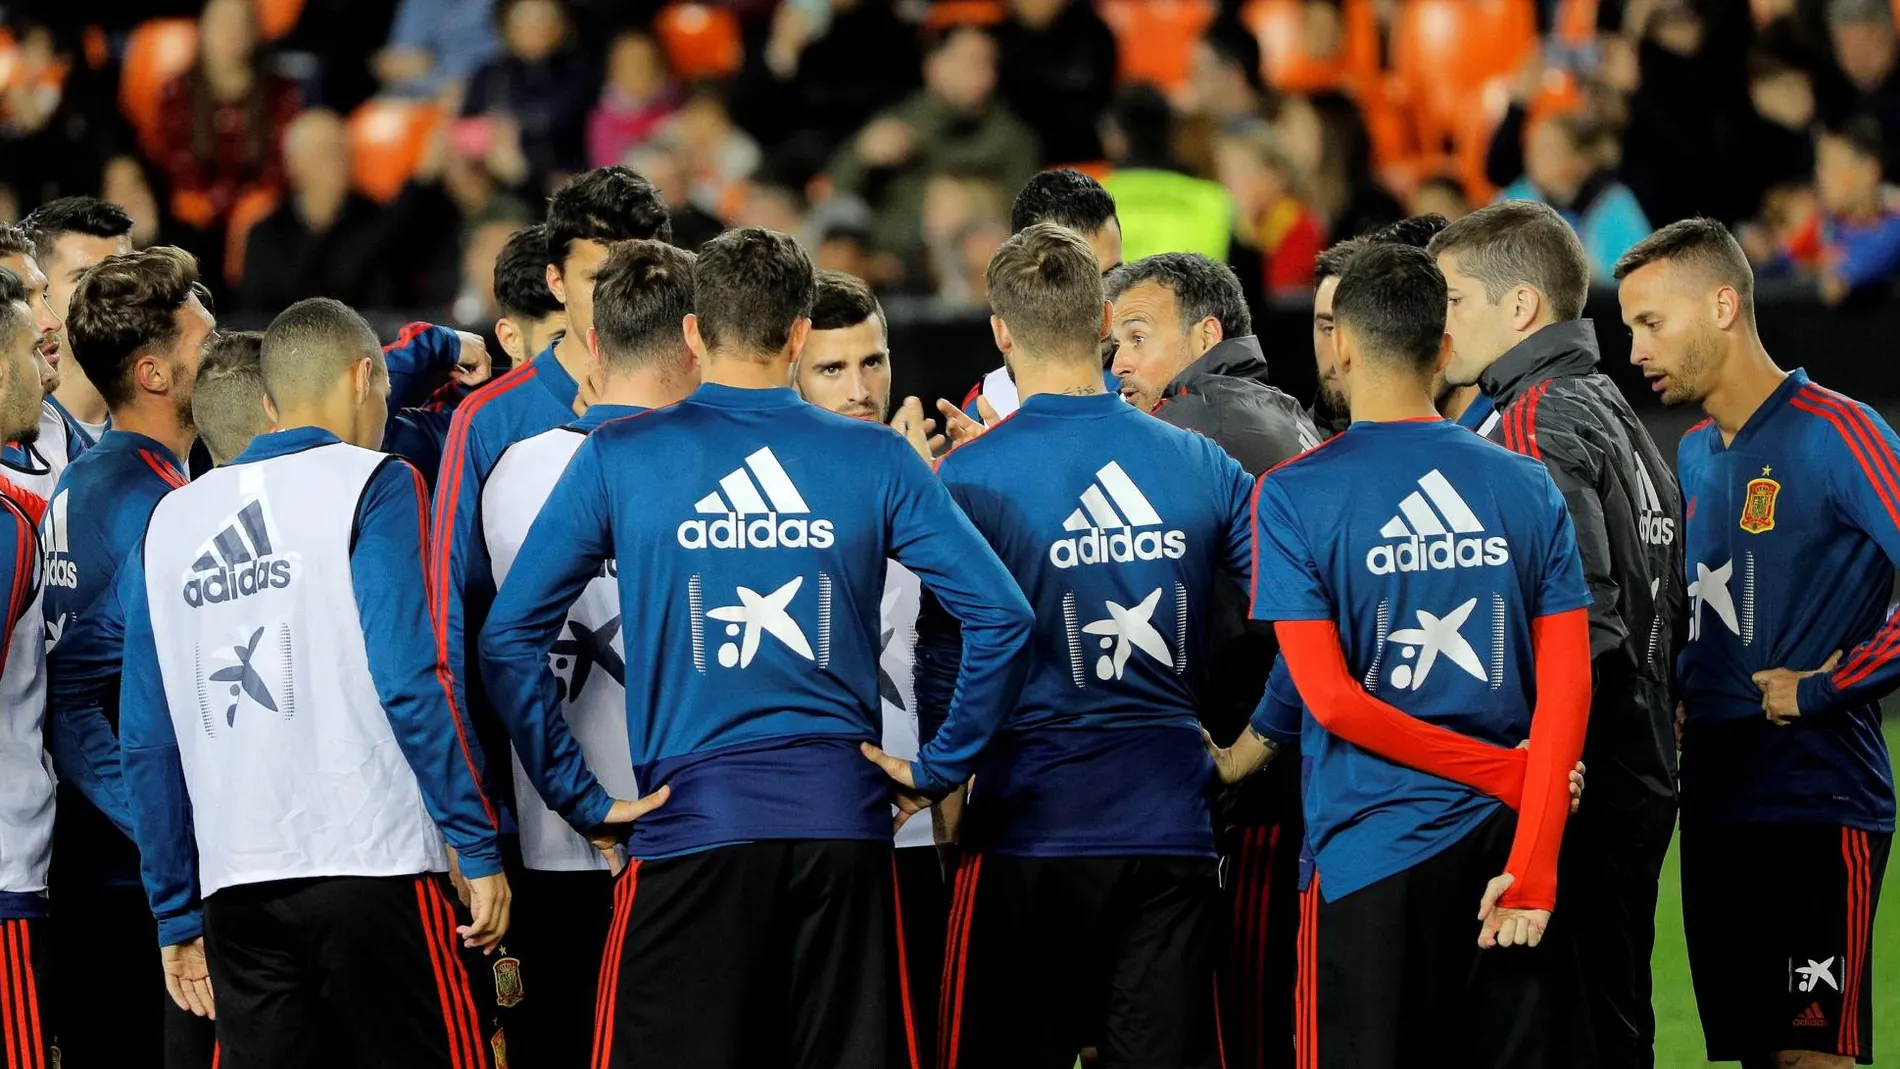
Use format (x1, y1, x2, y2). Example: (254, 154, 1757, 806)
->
(1365, 470, 1509, 576)
(1049, 462, 1186, 570)
(677, 447, 836, 550)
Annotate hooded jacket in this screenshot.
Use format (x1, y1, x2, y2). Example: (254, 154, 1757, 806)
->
(1153, 335, 1321, 476)
(1480, 320, 1686, 811)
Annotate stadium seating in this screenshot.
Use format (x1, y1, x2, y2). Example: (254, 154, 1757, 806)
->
(654, 3, 742, 82)
(923, 0, 1006, 30)
(223, 186, 281, 287)
(1098, 0, 1218, 97)
(120, 18, 200, 157)
(346, 98, 444, 203)
(1391, 0, 1537, 156)
(255, 0, 305, 42)
(1243, 0, 1379, 94)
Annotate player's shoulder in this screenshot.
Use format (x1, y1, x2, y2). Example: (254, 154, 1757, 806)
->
(451, 359, 546, 434)
(1786, 380, 1897, 445)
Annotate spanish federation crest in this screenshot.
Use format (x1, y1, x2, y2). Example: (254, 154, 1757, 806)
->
(1740, 475, 1780, 535)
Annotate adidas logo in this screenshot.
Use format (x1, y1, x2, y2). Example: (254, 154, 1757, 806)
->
(1793, 1003, 1828, 1028)
(1365, 470, 1509, 576)
(1635, 464, 1675, 546)
(676, 447, 835, 550)
(40, 490, 76, 589)
(181, 500, 295, 608)
(1049, 462, 1186, 570)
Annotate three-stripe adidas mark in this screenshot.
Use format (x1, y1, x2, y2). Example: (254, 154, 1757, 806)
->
(1049, 461, 1186, 570)
(677, 447, 836, 550)
(182, 499, 295, 607)
(1365, 470, 1510, 575)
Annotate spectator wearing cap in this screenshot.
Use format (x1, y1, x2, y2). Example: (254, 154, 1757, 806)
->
(829, 25, 1038, 265)
(995, 0, 1119, 165)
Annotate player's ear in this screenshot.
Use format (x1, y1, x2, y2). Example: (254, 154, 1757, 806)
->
(990, 314, 1013, 359)
(1433, 331, 1453, 376)
(352, 355, 372, 403)
(784, 316, 811, 363)
(1098, 300, 1113, 348)
(1510, 285, 1540, 333)
(1712, 284, 1741, 331)
(545, 263, 567, 307)
(1194, 313, 1223, 355)
(682, 313, 709, 362)
(494, 317, 525, 364)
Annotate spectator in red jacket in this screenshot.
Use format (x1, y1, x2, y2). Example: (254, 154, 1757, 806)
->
(154, 0, 301, 226)
(1216, 122, 1325, 297)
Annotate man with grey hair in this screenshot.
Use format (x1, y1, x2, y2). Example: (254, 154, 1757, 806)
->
(1431, 199, 1685, 1069)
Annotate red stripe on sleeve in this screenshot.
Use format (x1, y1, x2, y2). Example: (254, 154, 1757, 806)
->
(406, 463, 498, 831)
(1788, 391, 1900, 688)
(427, 368, 538, 664)
(383, 321, 435, 354)
(137, 450, 187, 489)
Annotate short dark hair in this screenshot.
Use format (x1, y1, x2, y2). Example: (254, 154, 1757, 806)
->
(1010, 168, 1119, 237)
(0, 267, 29, 350)
(987, 222, 1106, 358)
(0, 224, 31, 260)
(591, 239, 696, 373)
(20, 196, 134, 268)
(1612, 217, 1756, 317)
(546, 166, 672, 271)
(692, 227, 814, 358)
(260, 297, 383, 407)
(1203, 15, 1265, 95)
(495, 224, 563, 321)
(1331, 243, 1447, 367)
(1428, 200, 1591, 321)
(1822, 115, 1886, 171)
(1105, 252, 1252, 337)
(66, 246, 201, 409)
(1316, 214, 1448, 284)
(810, 270, 884, 332)
(192, 331, 269, 465)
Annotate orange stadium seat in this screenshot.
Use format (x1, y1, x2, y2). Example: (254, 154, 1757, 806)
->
(255, 0, 305, 42)
(346, 98, 444, 203)
(1391, 0, 1536, 157)
(924, 1, 1006, 31)
(224, 187, 281, 287)
(1097, 0, 1217, 96)
(120, 18, 199, 156)
(654, 4, 742, 82)
(1555, 0, 1598, 46)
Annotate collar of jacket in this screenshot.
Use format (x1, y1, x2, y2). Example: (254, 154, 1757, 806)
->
(1164, 334, 1269, 399)
(1478, 320, 1601, 409)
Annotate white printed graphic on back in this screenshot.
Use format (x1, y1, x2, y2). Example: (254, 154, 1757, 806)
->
(1366, 470, 1509, 575)
(1050, 461, 1186, 569)
(678, 447, 835, 550)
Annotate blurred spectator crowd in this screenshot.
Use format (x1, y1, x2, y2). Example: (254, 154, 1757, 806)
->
(7, 0, 1900, 329)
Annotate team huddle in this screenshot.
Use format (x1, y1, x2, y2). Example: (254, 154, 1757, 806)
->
(0, 163, 1889, 1069)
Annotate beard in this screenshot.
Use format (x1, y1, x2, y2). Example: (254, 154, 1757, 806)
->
(1661, 327, 1721, 407)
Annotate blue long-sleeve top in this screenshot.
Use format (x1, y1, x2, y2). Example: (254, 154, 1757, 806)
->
(42, 432, 189, 887)
(432, 344, 582, 818)
(120, 427, 504, 946)
(478, 383, 1032, 859)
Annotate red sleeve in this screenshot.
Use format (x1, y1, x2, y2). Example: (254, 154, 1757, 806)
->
(1497, 608, 1592, 911)
(1276, 619, 1528, 807)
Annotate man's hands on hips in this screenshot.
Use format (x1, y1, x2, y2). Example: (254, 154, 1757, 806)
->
(162, 938, 215, 1018)
(1754, 650, 1841, 724)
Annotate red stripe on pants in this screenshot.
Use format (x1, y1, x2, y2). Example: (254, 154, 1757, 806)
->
(592, 863, 640, 1069)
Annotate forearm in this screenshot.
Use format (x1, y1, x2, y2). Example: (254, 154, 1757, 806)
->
(1499, 609, 1593, 910)
(45, 703, 135, 837)
(1801, 609, 1900, 714)
(1276, 620, 1528, 806)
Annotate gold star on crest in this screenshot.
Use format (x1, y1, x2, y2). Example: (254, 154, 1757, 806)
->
(1761, 466, 1773, 476)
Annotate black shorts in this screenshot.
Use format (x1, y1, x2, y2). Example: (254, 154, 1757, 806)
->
(501, 868, 614, 1069)
(46, 882, 215, 1069)
(594, 839, 908, 1069)
(938, 853, 1221, 1069)
(204, 874, 489, 1069)
(1219, 819, 1301, 1069)
(1681, 821, 1890, 1064)
(0, 917, 49, 1069)
(1302, 808, 1593, 1069)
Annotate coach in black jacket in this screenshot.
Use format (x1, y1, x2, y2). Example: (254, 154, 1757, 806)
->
(1431, 201, 1686, 1069)
(1105, 251, 1317, 1069)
